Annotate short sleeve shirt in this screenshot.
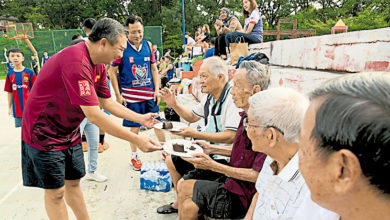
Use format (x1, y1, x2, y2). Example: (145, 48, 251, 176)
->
(253, 153, 309, 219)
(187, 37, 196, 47)
(204, 47, 215, 59)
(293, 192, 340, 220)
(192, 83, 241, 134)
(224, 112, 267, 209)
(4, 67, 36, 117)
(22, 42, 111, 151)
(244, 9, 263, 41)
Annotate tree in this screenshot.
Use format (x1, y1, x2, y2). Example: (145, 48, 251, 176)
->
(0, 0, 388, 48)
(256, 0, 294, 28)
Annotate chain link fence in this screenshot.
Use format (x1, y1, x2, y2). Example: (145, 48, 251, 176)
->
(0, 26, 162, 77)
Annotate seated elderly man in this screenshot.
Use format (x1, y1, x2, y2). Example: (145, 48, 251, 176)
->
(298, 72, 390, 220)
(175, 61, 270, 219)
(157, 56, 241, 214)
(244, 87, 310, 219)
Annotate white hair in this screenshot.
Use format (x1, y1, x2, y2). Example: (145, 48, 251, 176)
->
(248, 87, 310, 143)
(239, 60, 271, 89)
(203, 56, 228, 81)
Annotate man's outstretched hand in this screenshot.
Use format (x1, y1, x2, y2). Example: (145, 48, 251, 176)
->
(139, 113, 160, 129)
(135, 136, 162, 152)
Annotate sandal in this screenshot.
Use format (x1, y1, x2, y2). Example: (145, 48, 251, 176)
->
(157, 203, 178, 214)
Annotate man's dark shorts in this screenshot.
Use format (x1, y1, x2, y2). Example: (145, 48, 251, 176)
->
(171, 155, 195, 176)
(171, 155, 245, 218)
(193, 177, 246, 219)
(22, 141, 86, 189)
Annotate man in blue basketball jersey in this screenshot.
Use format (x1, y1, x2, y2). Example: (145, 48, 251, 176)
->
(110, 15, 165, 170)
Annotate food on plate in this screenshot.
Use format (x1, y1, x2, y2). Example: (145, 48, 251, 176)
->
(162, 121, 173, 129)
(173, 143, 186, 153)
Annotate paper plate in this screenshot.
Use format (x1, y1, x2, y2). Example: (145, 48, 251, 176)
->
(163, 139, 203, 158)
(154, 121, 187, 132)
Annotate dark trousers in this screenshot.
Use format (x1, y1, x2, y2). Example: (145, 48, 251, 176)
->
(214, 34, 228, 56)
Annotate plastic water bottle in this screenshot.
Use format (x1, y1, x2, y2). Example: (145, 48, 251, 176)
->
(156, 162, 161, 172)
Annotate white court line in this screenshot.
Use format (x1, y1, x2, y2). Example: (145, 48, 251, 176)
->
(0, 181, 22, 206)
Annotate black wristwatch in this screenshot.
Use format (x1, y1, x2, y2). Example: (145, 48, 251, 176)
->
(221, 25, 225, 28)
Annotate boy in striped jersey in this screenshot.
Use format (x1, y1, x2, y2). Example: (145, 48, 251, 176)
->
(4, 48, 36, 127)
(110, 15, 165, 170)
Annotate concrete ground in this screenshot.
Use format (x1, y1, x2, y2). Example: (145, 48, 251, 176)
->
(0, 80, 179, 220)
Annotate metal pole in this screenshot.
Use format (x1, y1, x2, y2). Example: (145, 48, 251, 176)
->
(51, 31, 57, 53)
(182, 0, 186, 46)
(24, 38, 40, 72)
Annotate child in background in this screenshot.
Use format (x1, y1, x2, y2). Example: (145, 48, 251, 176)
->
(4, 48, 36, 127)
(1, 48, 14, 72)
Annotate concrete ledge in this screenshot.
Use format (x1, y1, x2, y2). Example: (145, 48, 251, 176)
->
(187, 65, 343, 101)
(249, 27, 390, 72)
(268, 65, 343, 94)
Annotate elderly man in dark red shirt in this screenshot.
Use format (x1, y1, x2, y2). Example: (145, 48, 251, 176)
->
(176, 61, 270, 219)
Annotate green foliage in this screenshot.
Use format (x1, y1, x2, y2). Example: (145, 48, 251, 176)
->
(286, 1, 390, 37)
(191, 56, 204, 65)
(0, 29, 84, 76)
(0, 0, 389, 55)
(163, 34, 183, 57)
(159, 99, 167, 112)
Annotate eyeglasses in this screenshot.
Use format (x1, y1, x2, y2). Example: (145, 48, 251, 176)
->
(243, 118, 284, 135)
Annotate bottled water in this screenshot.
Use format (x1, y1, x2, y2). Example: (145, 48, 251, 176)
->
(140, 162, 172, 192)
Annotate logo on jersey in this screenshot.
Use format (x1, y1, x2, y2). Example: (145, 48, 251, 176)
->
(23, 76, 29, 82)
(131, 64, 151, 87)
(12, 84, 27, 90)
(78, 80, 91, 96)
(95, 75, 100, 82)
(144, 57, 150, 62)
(129, 57, 134, 63)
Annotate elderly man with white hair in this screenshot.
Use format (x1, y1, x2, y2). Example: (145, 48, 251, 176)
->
(244, 87, 310, 220)
(174, 61, 271, 219)
(157, 56, 241, 214)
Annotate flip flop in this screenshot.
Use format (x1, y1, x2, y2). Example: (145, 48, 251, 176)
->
(157, 203, 178, 214)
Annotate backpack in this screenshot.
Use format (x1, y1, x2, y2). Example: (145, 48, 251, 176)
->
(235, 52, 269, 69)
(164, 107, 181, 122)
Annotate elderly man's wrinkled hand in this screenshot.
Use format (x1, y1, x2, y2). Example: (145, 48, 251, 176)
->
(193, 140, 212, 155)
(182, 153, 214, 170)
(172, 127, 196, 137)
(159, 88, 176, 107)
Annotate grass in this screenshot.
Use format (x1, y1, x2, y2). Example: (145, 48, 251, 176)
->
(0, 75, 5, 79)
(159, 99, 167, 112)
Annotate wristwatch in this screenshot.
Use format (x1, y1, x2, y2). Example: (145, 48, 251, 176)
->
(221, 25, 225, 28)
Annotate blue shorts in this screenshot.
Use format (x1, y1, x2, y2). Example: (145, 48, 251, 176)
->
(15, 117, 22, 128)
(123, 99, 161, 127)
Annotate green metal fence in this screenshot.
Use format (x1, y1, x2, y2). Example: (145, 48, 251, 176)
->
(0, 26, 162, 77)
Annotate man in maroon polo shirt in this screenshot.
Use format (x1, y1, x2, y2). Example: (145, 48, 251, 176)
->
(21, 18, 161, 220)
(175, 61, 270, 219)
